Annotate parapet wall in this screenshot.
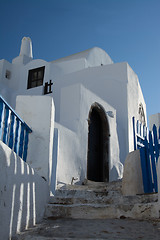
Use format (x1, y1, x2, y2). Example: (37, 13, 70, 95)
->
(0, 141, 49, 239)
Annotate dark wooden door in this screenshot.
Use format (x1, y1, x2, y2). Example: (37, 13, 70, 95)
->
(87, 109, 103, 182)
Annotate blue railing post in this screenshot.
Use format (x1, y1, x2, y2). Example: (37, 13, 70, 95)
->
(140, 147, 152, 193)
(0, 95, 32, 162)
(153, 124, 159, 163)
(149, 131, 158, 192)
(144, 137, 153, 193)
(133, 116, 159, 193)
(14, 118, 20, 154)
(8, 112, 15, 149)
(3, 106, 9, 144)
(23, 129, 29, 162)
(132, 117, 137, 150)
(19, 124, 25, 158)
(0, 100, 4, 139)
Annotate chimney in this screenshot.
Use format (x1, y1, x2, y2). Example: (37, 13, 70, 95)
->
(19, 37, 33, 58)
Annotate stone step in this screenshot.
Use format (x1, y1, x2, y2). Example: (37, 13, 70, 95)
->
(61, 179, 122, 192)
(52, 180, 122, 199)
(50, 192, 158, 205)
(52, 190, 121, 203)
(45, 180, 158, 220)
(45, 202, 159, 220)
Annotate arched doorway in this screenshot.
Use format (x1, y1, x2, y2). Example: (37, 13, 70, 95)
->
(87, 103, 110, 182)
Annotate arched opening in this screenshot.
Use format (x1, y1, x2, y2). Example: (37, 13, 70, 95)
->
(87, 103, 110, 182)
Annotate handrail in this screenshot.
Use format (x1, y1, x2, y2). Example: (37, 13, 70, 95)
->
(0, 95, 32, 162)
(0, 95, 32, 133)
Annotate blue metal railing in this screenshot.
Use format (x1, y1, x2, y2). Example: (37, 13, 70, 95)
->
(0, 95, 32, 162)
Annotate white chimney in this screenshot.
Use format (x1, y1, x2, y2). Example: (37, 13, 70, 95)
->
(19, 37, 33, 58)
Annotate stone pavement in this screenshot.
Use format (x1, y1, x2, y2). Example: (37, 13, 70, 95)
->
(14, 181, 160, 239)
(14, 217, 160, 240)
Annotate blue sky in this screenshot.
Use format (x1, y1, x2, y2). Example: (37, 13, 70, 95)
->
(0, 0, 159, 119)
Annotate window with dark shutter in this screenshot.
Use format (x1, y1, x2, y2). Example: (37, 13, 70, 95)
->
(27, 66, 45, 89)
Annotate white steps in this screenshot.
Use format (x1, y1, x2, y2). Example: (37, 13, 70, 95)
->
(45, 180, 159, 220)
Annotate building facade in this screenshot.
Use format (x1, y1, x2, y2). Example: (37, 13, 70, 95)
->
(0, 37, 147, 192)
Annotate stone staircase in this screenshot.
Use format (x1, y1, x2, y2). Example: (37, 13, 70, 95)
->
(45, 180, 159, 220)
(14, 180, 160, 240)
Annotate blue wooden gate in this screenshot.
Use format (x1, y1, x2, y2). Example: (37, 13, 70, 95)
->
(133, 117, 160, 193)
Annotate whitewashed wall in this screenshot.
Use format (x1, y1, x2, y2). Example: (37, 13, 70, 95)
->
(0, 141, 49, 240)
(54, 123, 80, 189)
(51, 47, 113, 75)
(0, 39, 147, 169)
(51, 58, 87, 76)
(122, 150, 144, 196)
(58, 83, 122, 183)
(149, 113, 160, 130)
(127, 63, 147, 153)
(0, 59, 15, 108)
(53, 62, 128, 163)
(52, 61, 146, 163)
(15, 95, 55, 184)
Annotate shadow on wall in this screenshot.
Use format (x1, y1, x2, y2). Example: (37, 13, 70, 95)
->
(50, 128, 58, 195)
(0, 141, 49, 239)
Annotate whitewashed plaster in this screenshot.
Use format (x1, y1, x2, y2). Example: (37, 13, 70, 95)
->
(53, 122, 80, 190)
(0, 37, 148, 186)
(122, 150, 144, 196)
(52, 62, 140, 163)
(51, 47, 113, 71)
(149, 113, 160, 131)
(58, 83, 122, 183)
(127, 64, 147, 153)
(15, 95, 55, 184)
(51, 59, 87, 76)
(19, 37, 33, 58)
(48, 83, 122, 193)
(0, 140, 49, 240)
(18, 59, 50, 94)
(12, 37, 33, 65)
(0, 59, 12, 85)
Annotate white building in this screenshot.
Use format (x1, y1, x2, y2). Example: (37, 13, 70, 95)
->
(149, 113, 160, 131)
(0, 37, 147, 192)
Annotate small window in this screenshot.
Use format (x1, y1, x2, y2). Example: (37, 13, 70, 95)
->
(5, 70, 11, 79)
(138, 103, 146, 125)
(27, 66, 45, 89)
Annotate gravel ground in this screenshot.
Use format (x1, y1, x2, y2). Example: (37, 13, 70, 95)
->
(14, 217, 160, 240)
